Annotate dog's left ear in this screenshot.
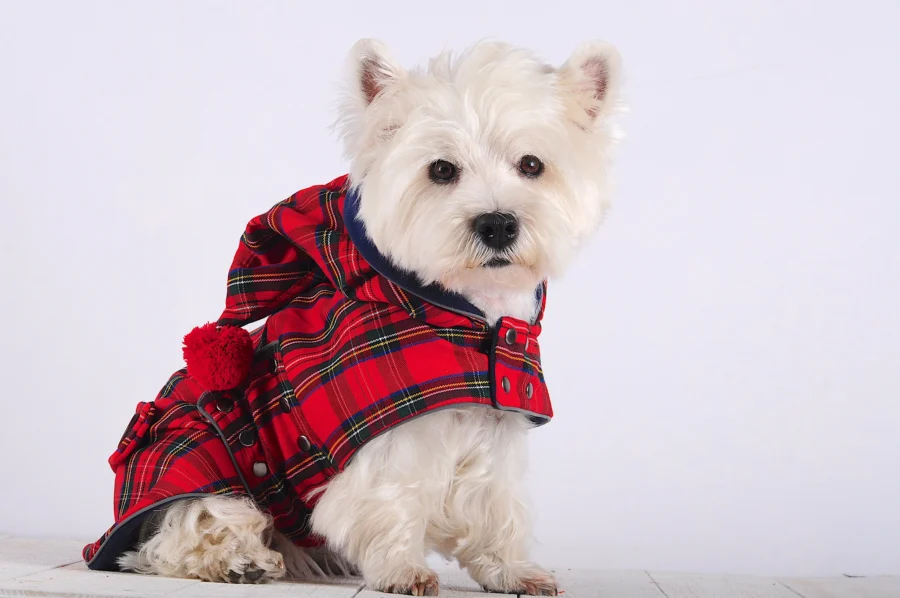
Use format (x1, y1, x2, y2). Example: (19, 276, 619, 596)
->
(558, 42, 622, 124)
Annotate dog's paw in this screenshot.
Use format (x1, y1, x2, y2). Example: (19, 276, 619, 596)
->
(212, 548, 285, 584)
(373, 567, 439, 596)
(478, 563, 557, 596)
(516, 574, 558, 596)
(117, 496, 287, 583)
(218, 550, 285, 583)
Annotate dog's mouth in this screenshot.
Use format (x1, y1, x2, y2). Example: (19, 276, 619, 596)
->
(484, 257, 512, 268)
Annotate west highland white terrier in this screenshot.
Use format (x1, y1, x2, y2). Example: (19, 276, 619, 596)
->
(84, 38, 622, 596)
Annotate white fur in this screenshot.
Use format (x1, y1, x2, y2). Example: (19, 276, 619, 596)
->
(117, 495, 285, 583)
(340, 39, 621, 319)
(309, 408, 556, 595)
(122, 38, 622, 594)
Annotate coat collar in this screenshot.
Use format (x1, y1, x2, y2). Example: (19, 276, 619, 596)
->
(343, 186, 545, 325)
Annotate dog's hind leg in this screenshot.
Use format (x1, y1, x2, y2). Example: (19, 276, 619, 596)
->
(117, 495, 286, 583)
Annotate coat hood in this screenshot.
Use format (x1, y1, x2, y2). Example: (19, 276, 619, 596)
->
(217, 175, 545, 330)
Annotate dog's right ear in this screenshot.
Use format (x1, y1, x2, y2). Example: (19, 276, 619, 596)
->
(348, 39, 406, 105)
(337, 39, 407, 181)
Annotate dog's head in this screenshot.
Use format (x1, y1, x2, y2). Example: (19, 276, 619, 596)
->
(338, 39, 622, 296)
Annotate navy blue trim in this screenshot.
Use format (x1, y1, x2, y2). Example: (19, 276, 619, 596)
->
(344, 187, 544, 323)
(344, 187, 485, 319)
(196, 392, 257, 498)
(85, 493, 218, 571)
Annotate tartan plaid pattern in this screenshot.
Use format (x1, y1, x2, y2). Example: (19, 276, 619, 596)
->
(492, 318, 552, 418)
(84, 174, 553, 570)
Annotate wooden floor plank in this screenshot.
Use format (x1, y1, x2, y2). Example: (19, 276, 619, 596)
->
(0, 537, 85, 581)
(0, 561, 198, 597)
(0, 561, 364, 598)
(780, 576, 900, 598)
(2, 538, 899, 598)
(356, 566, 493, 598)
(553, 569, 666, 598)
(169, 578, 364, 598)
(648, 571, 803, 598)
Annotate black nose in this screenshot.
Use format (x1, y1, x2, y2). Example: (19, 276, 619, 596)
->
(473, 212, 519, 250)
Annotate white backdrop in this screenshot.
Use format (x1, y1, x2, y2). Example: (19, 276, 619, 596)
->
(1, 0, 898, 578)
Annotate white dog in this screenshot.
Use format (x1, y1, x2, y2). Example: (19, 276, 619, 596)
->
(114, 38, 621, 595)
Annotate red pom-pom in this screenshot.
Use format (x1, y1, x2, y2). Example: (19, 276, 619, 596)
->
(182, 323, 253, 391)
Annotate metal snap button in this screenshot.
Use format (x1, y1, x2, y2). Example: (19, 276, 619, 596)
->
(501, 377, 511, 393)
(238, 430, 257, 447)
(525, 382, 534, 399)
(505, 328, 517, 345)
(280, 397, 291, 413)
(297, 436, 311, 452)
(216, 396, 234, 413)
(252, 462, 268, 477)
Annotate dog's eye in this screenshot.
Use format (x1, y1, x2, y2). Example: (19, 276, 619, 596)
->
(518, 155, 544, 178)
(429, 160, 459, 184)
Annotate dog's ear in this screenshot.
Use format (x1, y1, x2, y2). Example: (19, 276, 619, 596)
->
(337, 39, 407, 179)
(558, 42, 622, 124)
(348, 39, 406, 105)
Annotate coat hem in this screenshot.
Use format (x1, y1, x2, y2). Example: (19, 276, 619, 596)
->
(84, 492, 233, 572)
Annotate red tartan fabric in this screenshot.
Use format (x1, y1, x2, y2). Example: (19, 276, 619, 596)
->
(84, 175, 553, 570)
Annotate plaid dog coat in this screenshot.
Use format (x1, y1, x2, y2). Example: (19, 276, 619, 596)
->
(84, 174, 553, 570)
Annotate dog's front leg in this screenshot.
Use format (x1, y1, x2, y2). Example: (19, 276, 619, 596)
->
(311, 431, 440, 596)
(460, 542, 558, 596)
(450, 414, 558, 596)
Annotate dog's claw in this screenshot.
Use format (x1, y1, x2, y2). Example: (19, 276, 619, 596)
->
(521, 580, 558, 596)
(478, 565, 557, 596)
(386, 581, 439, 596)
(483, 582, 558, 596)
(414, 578, 440, 596)
(378, 569, 439, 596)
